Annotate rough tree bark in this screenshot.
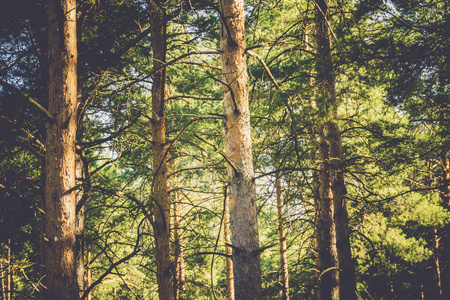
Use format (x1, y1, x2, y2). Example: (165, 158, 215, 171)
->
(42, 0, 78, 298)
(276, 171, 290, 300)
(315, 1, 339, 298)
(148, 0, 173, 299)
(316, 130, 339, 300)
(315, 0, 356, 299)
(219, 0, 262, 297)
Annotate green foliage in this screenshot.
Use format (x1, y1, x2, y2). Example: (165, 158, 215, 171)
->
(1, 0, 450, 298)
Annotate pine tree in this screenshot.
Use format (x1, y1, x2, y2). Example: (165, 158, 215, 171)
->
(42, 0, 79, 298)
(219, 0, 262, 297)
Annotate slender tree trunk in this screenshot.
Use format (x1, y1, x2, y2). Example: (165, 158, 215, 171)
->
(441, 152, 450, 209)
(430, 227, 443, 299)
(219, 0, 262, 297)
(43, 0, 78, 298)
(173, 190, 186, 300)
(313, 169, 322, 300)
(39, 158, 46, 299)
(276, 172, 290, 300)
(148, 1, 173, 298)
(224, 187, 234, 300)
(6, 239, 12, 300)
(86, 248, 92, 300)
(315, 0, 356, 299)
(75, 154, 85, 298)
(439, 101, 450, 207)
(1, 247, 5, 300)
(440, 152, 450, 299)
(8, 259, 13, 300)
(305, 25, 323, 299)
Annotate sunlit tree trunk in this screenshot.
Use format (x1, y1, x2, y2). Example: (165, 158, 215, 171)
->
(8, 253, 13, 300)
(4, 239, 13, 300)
(315, 0, 356, 299)
(42, 0, 78, 298)
(219, 0, 262, 297)
(1, 249, 5, 300)
(276, 171, 290, 300)
(148, 0, 173, 298)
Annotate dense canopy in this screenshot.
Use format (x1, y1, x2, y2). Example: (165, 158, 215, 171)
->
(0, 0, 449, 299)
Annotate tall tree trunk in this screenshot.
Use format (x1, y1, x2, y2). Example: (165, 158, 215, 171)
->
(315, 0, 339, 298)
(276, 172, 290, 300)
(315, 0, 356, 299)
(224, 187, 234, 300)
(329, 122, 356, 300)
(148, 1, 173, 299)
(219, 0, 262, 297)
(43, 0, 78, 298)
(305, 25, 323, 299)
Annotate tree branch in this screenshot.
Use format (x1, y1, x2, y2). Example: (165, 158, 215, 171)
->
(76, 145, 92, 213)
(193, 134, 240, 174)
(80, 219, 144, 300)
(193, 251, 231, 258)
(0, 79, 54, 122)
(247, 50, 280, 89)
(0, 115, 46, 154)
(151, 115, 224, 192)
